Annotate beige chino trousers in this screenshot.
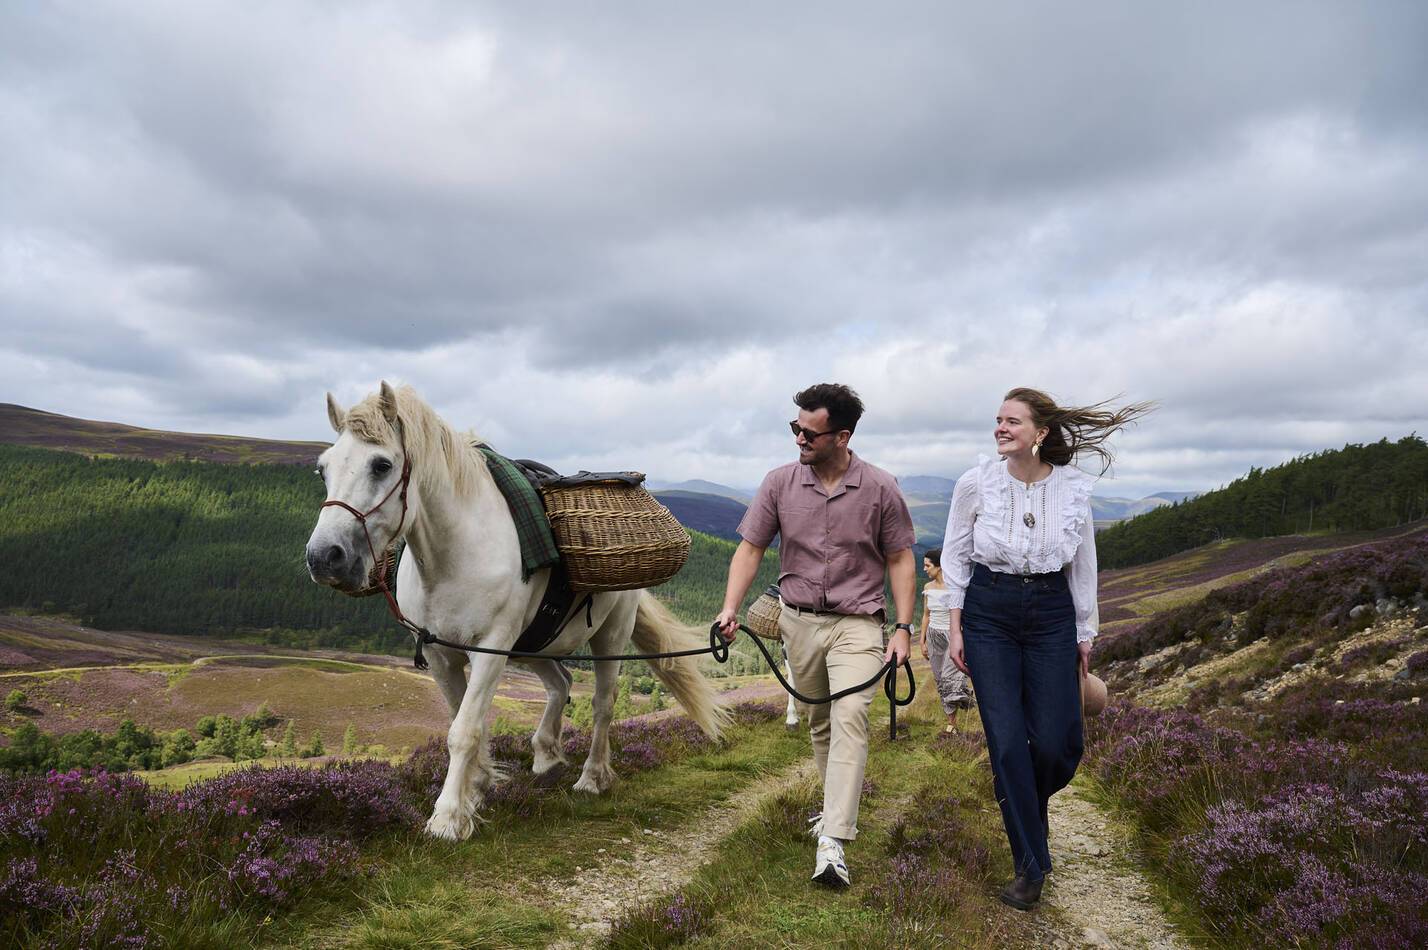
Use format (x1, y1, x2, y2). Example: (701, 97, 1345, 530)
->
(779, 601, 886, 841)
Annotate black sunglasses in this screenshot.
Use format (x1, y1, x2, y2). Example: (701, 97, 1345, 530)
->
(789, 420, 840, 442)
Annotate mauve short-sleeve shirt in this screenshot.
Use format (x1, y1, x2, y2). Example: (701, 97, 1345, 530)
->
(737, 452, 915, 616)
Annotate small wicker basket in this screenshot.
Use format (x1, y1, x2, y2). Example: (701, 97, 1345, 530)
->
(540, 472, 691, 592)
(746, 585, 783, 641)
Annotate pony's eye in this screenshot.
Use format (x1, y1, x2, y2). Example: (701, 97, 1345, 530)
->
(371, 458, 393, 477)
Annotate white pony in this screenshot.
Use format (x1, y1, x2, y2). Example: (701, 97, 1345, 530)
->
(305, 382, 729, 840)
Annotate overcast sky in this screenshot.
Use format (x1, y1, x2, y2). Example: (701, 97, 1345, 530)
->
(2, 2, 1425, 496)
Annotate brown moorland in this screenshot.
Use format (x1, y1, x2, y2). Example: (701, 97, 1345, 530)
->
(0, 402, 326, 465)
(0, 612, 588, 752)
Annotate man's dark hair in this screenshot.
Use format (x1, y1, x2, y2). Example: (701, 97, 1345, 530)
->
(794, 383, 865, 435)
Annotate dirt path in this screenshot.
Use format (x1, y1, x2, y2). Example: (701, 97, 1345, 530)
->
(1034, 781, 1187, 949)
(543, 757, 817, 946)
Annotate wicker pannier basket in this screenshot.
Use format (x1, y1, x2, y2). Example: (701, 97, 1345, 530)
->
(539, 471, 691, 592)
(746, 585, 783, 641)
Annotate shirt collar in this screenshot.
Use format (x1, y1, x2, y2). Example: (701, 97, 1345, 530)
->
(799, 451, 864, 494)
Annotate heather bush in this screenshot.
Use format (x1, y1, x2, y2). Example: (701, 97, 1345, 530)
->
(607, 889, 715, 947)
(0, 765, 371, 947)
(1097, 534, 1428, 665)
(170, 760, 421, 836)
(0, 703, 782, 946)
(1088, 703, 1428, 947)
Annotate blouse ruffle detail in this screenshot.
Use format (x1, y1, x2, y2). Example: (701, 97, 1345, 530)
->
(974, 455, 1095, 574)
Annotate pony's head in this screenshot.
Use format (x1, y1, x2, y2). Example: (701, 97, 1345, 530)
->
(307, 380, 484, 593)
(305, 380, 417, 594)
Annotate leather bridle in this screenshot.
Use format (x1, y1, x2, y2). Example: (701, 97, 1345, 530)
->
(318, 444, 422, 639)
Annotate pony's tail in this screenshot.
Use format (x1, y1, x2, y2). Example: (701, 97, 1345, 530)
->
(631, 591, 731, 741)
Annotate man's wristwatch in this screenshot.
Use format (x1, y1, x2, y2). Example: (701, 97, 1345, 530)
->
(893, 623, 913, 634)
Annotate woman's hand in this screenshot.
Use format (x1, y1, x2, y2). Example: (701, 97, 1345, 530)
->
(920, 635, 930, 660)
(1077, 640, 1092, 679)
(948, 624, 969, 675)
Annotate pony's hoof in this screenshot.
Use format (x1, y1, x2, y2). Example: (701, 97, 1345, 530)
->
(425, 793, 483, 841)
(573, 767, 617, 795)
(425, 810, 473, 841)
(532, 752, 568, 775)
(785, 720, 799, 731)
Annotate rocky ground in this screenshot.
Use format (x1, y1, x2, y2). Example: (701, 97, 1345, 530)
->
(1037, 781, 1189, 949)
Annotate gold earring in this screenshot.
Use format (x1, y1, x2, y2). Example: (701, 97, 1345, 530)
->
(1032, 441, 1041, 457)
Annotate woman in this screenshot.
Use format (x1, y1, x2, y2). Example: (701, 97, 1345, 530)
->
(918, 548, 974, 732)
(941, 387, 1151, 911)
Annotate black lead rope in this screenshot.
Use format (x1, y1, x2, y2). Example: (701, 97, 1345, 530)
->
(412, 622, 916, 740)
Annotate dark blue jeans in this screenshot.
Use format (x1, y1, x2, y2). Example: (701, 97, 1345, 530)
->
(963, 562, 1083, 882)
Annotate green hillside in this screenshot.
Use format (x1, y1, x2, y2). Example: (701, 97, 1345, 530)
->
(0, 445, 776, 658)
(1097, 435, 1428, 569)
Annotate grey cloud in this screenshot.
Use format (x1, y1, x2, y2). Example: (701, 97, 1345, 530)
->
(2, 1, 1427, 494)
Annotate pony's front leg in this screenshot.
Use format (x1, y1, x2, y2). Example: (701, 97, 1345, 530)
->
(426, 652, 507, 841)
(426, 646, 469, 719)
(573, 658, 620, 794)
(526, 660, 572, 774)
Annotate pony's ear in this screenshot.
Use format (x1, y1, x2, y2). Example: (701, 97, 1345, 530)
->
(326, 393, 346, 434)
(378, 380, 400, 427)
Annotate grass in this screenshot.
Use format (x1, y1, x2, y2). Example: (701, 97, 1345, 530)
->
(322, 879, 560, 950)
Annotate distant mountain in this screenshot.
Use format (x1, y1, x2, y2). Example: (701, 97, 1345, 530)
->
(646, 479, 753, 504)
(653, 490, 747, 542)
(898, 475, 958, 504)
(1092, 496, 1176, 522)
(0, 403, 325, 466)
(1148, 491, 1200, 504)
(902, 489, 1205, 549)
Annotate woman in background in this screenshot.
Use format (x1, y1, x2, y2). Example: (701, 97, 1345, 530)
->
(942, 387, 1151, 911)
(918, 548, 973, 733)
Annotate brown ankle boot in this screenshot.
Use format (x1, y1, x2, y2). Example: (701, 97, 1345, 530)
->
(998, 874, 1043, 910)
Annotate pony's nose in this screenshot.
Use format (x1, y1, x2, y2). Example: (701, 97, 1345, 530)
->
(307, 543, 348, 573)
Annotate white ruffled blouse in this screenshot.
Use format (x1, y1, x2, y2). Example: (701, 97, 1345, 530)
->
(940, 455, 1100, 642)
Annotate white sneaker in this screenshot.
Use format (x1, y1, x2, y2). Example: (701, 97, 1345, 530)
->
(807, 813, 824, 838)
(812, 836, 849, 888)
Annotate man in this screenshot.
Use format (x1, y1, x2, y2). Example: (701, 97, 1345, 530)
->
(715, 383, 916, 888)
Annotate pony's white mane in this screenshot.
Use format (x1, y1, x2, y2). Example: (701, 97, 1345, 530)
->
(344, 385, 488, 499)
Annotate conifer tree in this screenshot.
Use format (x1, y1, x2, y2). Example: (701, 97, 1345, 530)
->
(279, 720, 297, 757)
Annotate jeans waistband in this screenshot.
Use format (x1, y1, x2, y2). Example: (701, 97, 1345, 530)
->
(971, 562, 1068, 586)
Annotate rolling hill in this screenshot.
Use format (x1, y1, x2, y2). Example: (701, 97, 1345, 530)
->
(0, 403, 326, 465)
(1097, 435, 1428, 569)
(645, 478, 753, 504)
(652, 489, 747, 541)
